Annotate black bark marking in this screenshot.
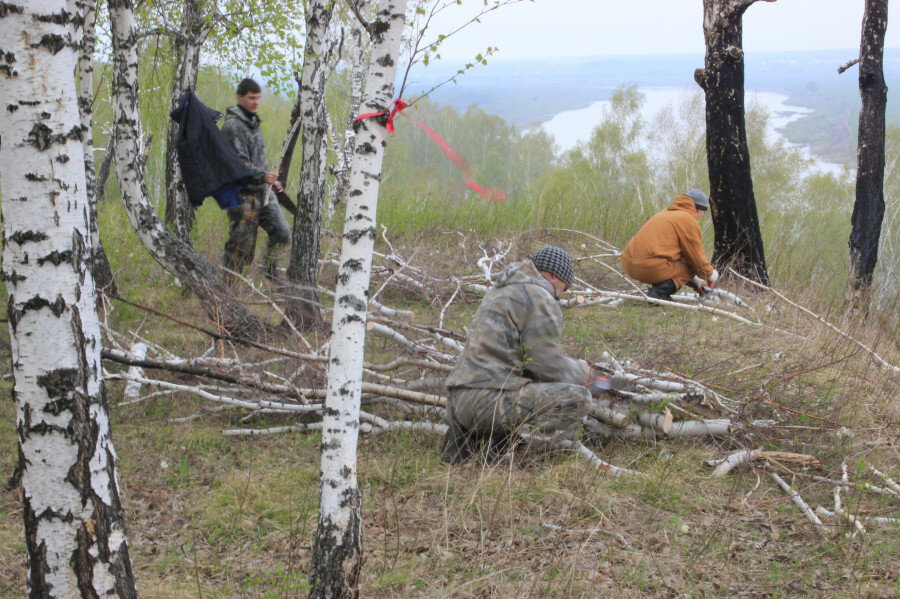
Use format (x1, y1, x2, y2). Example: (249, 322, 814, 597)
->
(11, 295, 68, 333)
(32, 34, 67, 55)
(22, 495, 54, 597)
(357, 141, 377, 155)
(7, 103, 18, 112)
(343, 226, 375, 244)
(0, 49, 16, 78)
(338, 295, 367, 312)
(308, 488, 363, 598)
(27, 122, 54, 151)
(37, 250, 73, 267)
(3, 270, 27, 285)
(35, 9, 71, 24)
(0, 2, 24, 17)
(36, 368, 79, 400)
(8, 230, 49, 245)
(343, 258, 363, 272)
(375, 54, 394, 68)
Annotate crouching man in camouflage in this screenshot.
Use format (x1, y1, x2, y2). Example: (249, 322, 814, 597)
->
(441, 246, 595, 464)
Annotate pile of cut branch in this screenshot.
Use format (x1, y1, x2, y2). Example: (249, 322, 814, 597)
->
(100, 230, 899, 530)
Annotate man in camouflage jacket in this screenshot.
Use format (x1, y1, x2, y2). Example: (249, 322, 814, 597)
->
(442, 246, 594, 463)
(221, 78, 291, 281)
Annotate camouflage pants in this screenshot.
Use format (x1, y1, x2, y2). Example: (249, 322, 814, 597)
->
(446, 383, 590, 443)
(223, 190, 291, 277)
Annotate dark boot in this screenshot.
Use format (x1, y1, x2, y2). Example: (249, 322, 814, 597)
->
(264, 258, 281, 283)
(647, 279, 676, 302)
(441, 420, 473, 464)
(479, 430, 512, 466)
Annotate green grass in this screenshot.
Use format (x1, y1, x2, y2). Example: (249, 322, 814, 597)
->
(1, 59, 899, 598)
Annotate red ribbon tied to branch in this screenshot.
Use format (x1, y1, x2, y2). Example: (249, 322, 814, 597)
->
(355, 99, 507, 202)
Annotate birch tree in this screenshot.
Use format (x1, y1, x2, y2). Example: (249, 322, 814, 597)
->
(307, 1, 408, 596)
(694, 0, 774, 284)
(163, 0, 210, 243)
(74, 0, 118, 295)
(0, 1, 138, 595)
(848, 0, 889, 304)
(329, 26, 369, 209)
(285, 0, 335, 329)
(109, 0, 266, 340)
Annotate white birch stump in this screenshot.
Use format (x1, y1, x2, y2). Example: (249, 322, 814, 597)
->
(0, 1, 138, 594)
(308, 1, 408, 597)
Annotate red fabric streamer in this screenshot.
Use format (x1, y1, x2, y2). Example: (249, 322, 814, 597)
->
(354, 99, 506, 202)
(355, 98, 408, 135)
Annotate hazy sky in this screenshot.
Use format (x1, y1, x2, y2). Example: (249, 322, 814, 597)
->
(424, 0, 900, 61)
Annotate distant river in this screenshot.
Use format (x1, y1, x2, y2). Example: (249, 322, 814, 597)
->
(540, 87, 846, 176)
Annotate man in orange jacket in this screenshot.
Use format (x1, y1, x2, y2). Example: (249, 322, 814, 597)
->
(621, 189, 719, 302)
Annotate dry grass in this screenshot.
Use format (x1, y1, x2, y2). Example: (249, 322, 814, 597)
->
(0, 219, 898, 597)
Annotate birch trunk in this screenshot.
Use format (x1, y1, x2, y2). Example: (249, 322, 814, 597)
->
(849, 0, 888, 303)
(286, 0, 334, 330)
(329, 27, 368, 209)
(0, 1, 138, 595)
(308, 2, 408, 596)
(74, 0, 118, 295)
(694, 0, 772, 284)
(163, 0, 206, 243)
(278, 72, 304, 186)
(108, 0, 266, 340)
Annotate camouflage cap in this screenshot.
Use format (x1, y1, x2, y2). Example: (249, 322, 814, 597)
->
(531, 246, 574, 287)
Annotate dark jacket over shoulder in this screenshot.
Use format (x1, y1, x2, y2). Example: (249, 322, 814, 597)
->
(169, 91, 256, 208)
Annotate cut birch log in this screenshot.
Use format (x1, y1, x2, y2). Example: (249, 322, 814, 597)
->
(708, 449, 758, 476)
(123, 342, 148, 399)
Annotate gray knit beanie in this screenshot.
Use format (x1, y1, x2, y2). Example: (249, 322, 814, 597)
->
(531, 246, 574, 287)
(686, 189, 709, 210)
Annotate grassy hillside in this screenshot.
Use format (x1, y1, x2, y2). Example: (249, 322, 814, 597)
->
(1, 207, 897, 596)
(0, 56, 898, 598)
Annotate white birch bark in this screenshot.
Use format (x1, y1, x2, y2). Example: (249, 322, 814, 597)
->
(308, 1, 408, 596)
(0, 1, 138, 595)
(286, 0, 334, 329)
(163, 0, 206, 242)
(107, 0, 266, 340)
(72, 0, 118, 295)
(329, 27, 368, 209)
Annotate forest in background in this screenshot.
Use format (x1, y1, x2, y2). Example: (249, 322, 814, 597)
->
(92, 55, 900, 321)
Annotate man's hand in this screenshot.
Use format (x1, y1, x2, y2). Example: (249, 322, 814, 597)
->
(264, 172, 278, 185)
(689, 275, 705, 290)
(708, 269, 719, 288)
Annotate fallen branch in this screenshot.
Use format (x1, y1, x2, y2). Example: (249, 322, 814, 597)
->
(542, 521, 633, 550)
(729, 268, 899, 373)
(769, 470, 830, 537)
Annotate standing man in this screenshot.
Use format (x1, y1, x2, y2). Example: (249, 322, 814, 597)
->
(221, 78, 291, 282)
(442, 246, 600, 464)
(621, 189, 719, 302)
